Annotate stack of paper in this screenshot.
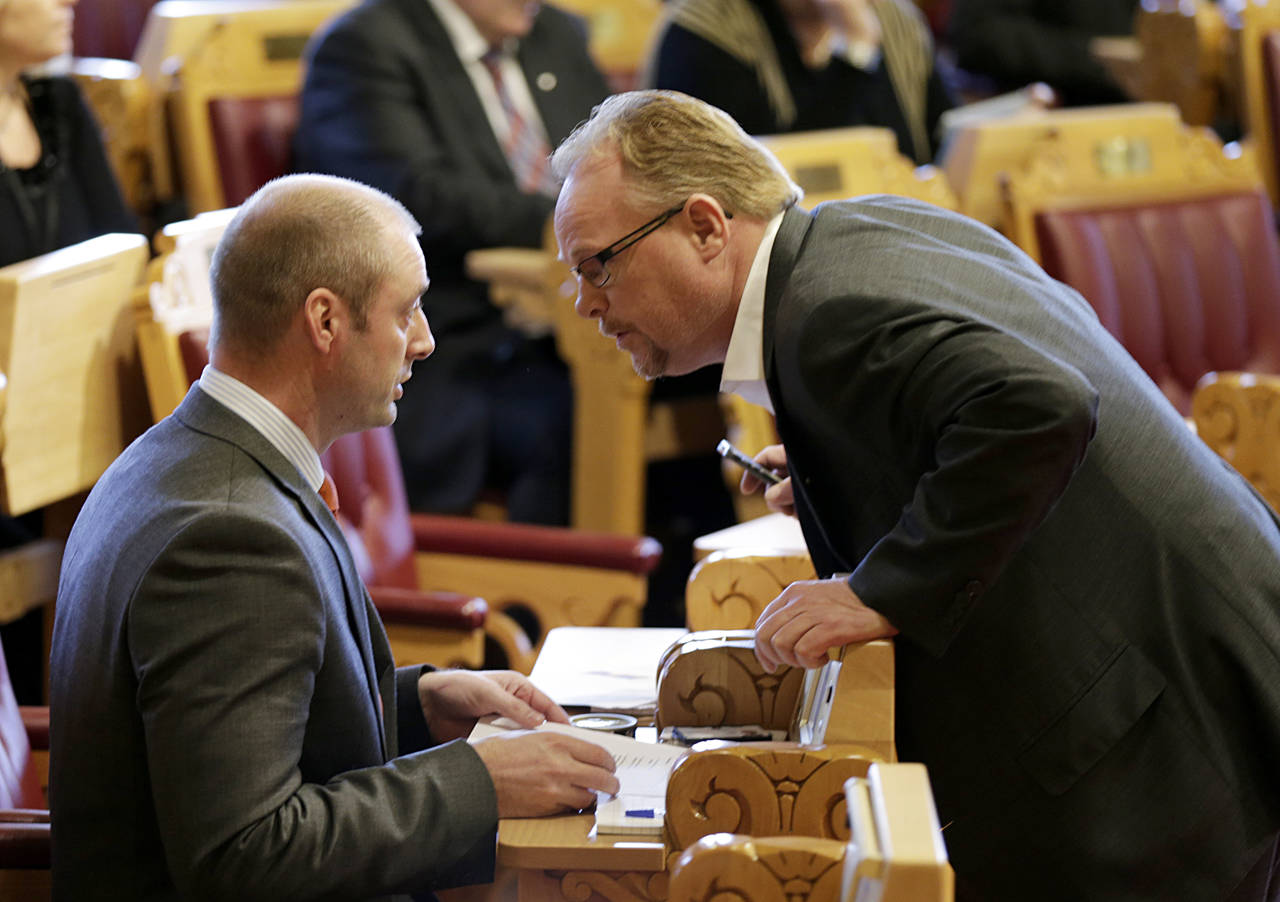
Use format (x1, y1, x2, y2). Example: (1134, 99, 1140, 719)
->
(469, 716, 687, 837)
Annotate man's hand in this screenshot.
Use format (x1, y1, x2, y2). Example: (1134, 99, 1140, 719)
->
(417, 669, 570, 744)
(754, 577, 898, 672)
(740, 444, 796, 516)
(471, 730, 620, 817)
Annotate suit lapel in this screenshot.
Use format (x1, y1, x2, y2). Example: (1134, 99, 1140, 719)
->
(392, 0, 512, 180)
(762, 204, 813, 396)
(174, 387, 390, 760)
(759, 206, 850, 575)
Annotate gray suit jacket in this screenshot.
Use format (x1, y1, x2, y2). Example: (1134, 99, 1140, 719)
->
(763, 200, 1280, 901)
(50, 387, 497, 901)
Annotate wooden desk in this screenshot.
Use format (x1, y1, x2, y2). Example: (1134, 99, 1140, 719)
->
(691, 512, 808, 561)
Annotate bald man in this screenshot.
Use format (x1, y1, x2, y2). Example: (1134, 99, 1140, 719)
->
(50, 174, 617, 902)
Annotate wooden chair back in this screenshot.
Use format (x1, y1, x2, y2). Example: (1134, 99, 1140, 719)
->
(1002, 116, 1280, 413)
(1132, 0, 1234, 129)
(759, 126, 957, 210)
(939, 102, 1185, 228)
(669, 762, 953, 902)
(157, 1, 351, 213)
(69, 57, 169, 221)
(1192, 370, 1280, 511)
(552, 0, 662, 91)
(1239, 0, 1280, 207)
(0, 234, 150, 517)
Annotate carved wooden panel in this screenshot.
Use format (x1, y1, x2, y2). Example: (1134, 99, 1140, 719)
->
(1192, 370, 1280, 510)
(656, 636, 805, 731)
(685, 551, 817, 631)
(668, 835, 845, 902)
(518, 868, 668, 902)
(665, 746, 872, 850)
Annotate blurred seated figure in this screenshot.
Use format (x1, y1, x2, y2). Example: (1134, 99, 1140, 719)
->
(294, 0, 610, 524)
(948, 0, 1139, 107)
(646, 0, 953, 164)
(0, 0, 138, 269)
(0, 0, 139, 703)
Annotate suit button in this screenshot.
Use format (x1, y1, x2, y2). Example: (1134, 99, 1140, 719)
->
(965, 580, 982, 600)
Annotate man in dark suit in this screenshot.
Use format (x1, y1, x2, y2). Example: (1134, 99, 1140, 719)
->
(550, 91, 1280, 900)
(50, 174, 618, 901)
(294, 0, 611, 524)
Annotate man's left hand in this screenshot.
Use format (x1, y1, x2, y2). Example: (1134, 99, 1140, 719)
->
(417, 670, 570, 743)
(754, 577, 898, 672)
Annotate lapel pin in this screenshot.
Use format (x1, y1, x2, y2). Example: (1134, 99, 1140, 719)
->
(536, 72, 557, 92)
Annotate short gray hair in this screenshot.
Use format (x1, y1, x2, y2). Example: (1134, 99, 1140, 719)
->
(551, 91, 802, 217)
(209, 174, 420, 355)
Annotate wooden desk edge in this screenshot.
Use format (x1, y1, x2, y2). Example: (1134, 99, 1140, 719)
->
(497, 812, 667, 872)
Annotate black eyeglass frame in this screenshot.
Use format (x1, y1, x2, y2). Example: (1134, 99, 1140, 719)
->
(571, 202, 688, 288)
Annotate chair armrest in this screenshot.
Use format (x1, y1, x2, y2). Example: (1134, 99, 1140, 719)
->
(19, 707, 48, 751)
(0, 811, 50, 869)
(409, 514, 662, 574)
(367, 588, 487, 631)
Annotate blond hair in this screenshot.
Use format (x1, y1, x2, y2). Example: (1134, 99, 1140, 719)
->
(551, 90, 802, 217)
(209, 174, 420, 355)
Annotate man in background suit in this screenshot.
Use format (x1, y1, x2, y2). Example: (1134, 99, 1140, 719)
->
(550, 91, 1280, 900)
(294, 0, 611, 525)
(50, 174, 618, 901)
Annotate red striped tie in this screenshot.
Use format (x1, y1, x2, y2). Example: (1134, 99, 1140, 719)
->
(481, 49, 556, 196)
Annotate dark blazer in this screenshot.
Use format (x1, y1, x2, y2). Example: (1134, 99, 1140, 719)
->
(50, 387, 498, 901)
(294, 0, 609, 515)
(948, 0, 1139, 106)
(763, 200, 1280, 901)
(649, 0, 952, 163)
(0, 76, 137, 269)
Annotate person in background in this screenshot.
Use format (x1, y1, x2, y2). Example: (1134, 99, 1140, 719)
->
(948, 0, 1139, 107)
(0, 0, 139, 704)
(550, 90, 1280, 901)
(295, 0, 610, 525)
(646, 0, 953, 164)
(51, 174, 618, 901)
(0, 0, 136, 268)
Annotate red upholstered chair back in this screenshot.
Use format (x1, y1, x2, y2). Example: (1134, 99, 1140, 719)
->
(321, 428, 419, 591)
(208, 96, 300, 208)
(0, 643, 42, 810)
(1035, 190, 1280, 413)
(177, 327, 211, 384)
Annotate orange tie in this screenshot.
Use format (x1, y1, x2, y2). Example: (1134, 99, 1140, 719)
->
(318, 472, 340, 515)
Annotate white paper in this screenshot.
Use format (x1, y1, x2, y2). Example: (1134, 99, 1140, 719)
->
(469, 716, 687, 835)
(528, 627, 688, 711)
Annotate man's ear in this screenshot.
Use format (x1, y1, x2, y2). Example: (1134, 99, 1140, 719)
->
(303, 287, 342, 353)
(685, 194, 730, 262)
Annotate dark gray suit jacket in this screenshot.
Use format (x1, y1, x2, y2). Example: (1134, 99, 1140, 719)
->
(763, 200, 1280, 901)
(50, 387, 497, 901)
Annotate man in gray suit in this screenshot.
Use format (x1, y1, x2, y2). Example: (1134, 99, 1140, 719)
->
(50, 174, 618, 901)
(550, 91, 1280, 900)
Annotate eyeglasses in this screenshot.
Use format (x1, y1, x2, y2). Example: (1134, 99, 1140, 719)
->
(571, 202, 687, 289)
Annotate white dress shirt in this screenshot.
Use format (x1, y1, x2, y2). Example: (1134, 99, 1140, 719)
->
(198, 365, 325, 493)
(720, 212, 785, 413)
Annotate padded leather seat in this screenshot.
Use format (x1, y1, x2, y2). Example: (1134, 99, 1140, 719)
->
(208, 97, 300, 207)
(1036, 191, 1280, 412)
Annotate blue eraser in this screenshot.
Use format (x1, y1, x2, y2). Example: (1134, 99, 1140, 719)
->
(624, 808, 655, 818)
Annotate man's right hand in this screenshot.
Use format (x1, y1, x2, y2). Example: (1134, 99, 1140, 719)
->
(740, 443, 796, 516)
(471, 730, 619, 817)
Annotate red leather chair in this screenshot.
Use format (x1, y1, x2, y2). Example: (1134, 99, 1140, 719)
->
(1003, 119, 1280, 414)
(207, 97, 300, 207)
(323, 428, 663, 672)
(1035, 191, 1280, 412)
(0, 640, 51, 896)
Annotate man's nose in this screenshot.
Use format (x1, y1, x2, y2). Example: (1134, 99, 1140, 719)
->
(574, 280, 607, 320)
(410, 307, 435, 359)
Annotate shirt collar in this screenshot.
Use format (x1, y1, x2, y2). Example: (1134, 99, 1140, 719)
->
(720, 212, 784, 413)
(197, 365, 325, 492)
(425, 0, 508, 64)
